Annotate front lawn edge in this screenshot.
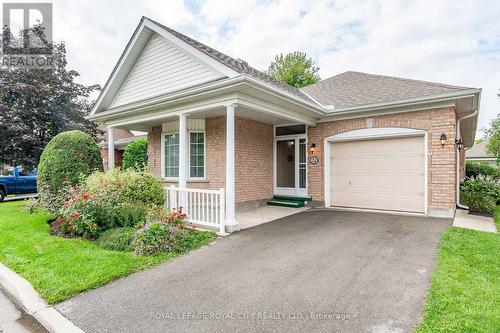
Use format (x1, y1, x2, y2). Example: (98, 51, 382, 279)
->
(0, 262, 84, 333)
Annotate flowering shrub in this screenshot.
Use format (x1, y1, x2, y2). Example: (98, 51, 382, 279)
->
(85, 168, 164, 206)
(59, 185, 118, 238)
(57, 180, 148, 238)
(133, 207, 194, 255)
(461, 175, 500, 216)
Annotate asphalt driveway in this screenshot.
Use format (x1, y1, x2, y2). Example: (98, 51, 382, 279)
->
(56, 210, 450, 333)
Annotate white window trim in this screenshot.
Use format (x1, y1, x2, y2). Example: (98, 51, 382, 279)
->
(188, 130, 206, 180)
(161, 130, 206, 181)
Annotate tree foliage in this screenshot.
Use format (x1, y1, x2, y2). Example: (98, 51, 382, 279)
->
(484, 113, 500, 160)
(38, 130, 103, 194)
(122, 138, 148, 170)
(0, 25, 101, 169)
(267, 51, 320, 88)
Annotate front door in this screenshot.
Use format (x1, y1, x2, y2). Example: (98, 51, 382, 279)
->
(274, 135, 307, 197)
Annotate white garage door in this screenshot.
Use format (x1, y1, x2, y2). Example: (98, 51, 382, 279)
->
(330, 136, 425, 213)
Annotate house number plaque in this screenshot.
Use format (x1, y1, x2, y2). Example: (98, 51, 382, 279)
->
(309, 156, 319, 165)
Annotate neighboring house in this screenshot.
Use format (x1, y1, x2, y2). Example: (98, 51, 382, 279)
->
(465, 140, 496, 165)
(88, 17, 481, 231)
(100, 127, 147, 170)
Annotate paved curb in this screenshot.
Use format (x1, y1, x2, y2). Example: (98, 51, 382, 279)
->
(0, 263, 84, 333)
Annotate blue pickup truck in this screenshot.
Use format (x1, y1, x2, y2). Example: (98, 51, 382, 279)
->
(0, 167, 38, 202)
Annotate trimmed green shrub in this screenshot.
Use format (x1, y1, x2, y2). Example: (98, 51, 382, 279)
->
(174, 230, 215, 254)
(460, 176, 500, 216)
(465, 161, 499, 179)
(96, 227, 136, 252)
(114, 202, 147, 228)
(85, 168, 164, 206)
(38, 130, 103, 194)
(122, 138, 148, 170)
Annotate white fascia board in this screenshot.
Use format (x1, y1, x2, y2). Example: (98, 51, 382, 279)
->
(319, 88, 481, 120)
(236, 94, 317, 126)
(144, 18, 238, 78)
(87, 76, 246, 122)
(90, 19, 149, 116)
(242, 76, 325, 114)
(89, 75, 325, 123)
(105, 94, 239, 128)
(299, 89, 328, 109)
(318, 101, 457, 123)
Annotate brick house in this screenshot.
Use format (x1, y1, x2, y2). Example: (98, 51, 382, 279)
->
(88, 17, 481, 232)
(99, 127, 146, 170)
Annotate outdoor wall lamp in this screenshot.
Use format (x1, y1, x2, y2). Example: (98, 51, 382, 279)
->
(440, 133, 447, 147)
(310, 143, 316, 154)
(455, 138, 464, 151)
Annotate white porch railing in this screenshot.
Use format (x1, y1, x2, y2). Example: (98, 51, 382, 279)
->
(165, 186, 226, 234)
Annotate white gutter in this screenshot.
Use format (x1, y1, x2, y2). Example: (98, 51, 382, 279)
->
(88, 75, 325, 122)
(318, 89, 481, 121)
(456, 108, 479, 209)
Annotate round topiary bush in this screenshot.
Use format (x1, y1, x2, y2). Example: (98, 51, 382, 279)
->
(38, 130, 103, 194)
(122, 138, 148, 170)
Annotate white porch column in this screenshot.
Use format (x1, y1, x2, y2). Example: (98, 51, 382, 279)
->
(107, 126, 115, 170)
(225, 103, 239, 232)
(178, 113, 188, 189)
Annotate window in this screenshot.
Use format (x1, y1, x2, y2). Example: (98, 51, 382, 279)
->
(275, 124, 306, 136)
(164, 133, 179, 178)
(163, 132, 205, 179)
(189, 132, 205, 178)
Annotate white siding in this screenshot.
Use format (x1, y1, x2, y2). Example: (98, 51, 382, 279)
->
(109, 34, 224, 108)
(162, 119, 205, 133)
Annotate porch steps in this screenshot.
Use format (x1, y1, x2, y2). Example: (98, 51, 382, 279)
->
(267, 199, 305, 208)
(272, 195, 312, 202)
(267, 195, 311, 208)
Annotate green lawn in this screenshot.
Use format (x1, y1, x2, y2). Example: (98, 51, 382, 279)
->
(0, 201, 213, 304)
(415, 207, 500, 332)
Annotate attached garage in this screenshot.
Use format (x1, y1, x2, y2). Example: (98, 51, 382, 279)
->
(325, 128, 427, 214)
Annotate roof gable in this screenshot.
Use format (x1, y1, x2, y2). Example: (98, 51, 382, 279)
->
(91, 17, 240, 114)
(108, 33, 225, 108)
(91, 17, 317, 114)
(301, 71, 474, 110)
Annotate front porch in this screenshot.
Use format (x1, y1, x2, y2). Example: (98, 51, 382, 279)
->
(104, 97, 317, 233)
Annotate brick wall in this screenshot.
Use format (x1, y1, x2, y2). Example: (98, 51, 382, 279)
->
(235, 117, 274, 202)
(148, 116, 274, 203)
(307, 107, 457, 210)
(101, 148, 124, 170)
(147, 126, 162, 177)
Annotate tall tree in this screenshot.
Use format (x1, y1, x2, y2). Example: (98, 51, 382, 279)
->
(267, 51, 321, 88)
(484, 113, 500, 160)
(0, 26, 101, 169)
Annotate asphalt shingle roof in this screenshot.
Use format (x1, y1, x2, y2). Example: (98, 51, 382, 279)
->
(300, 71, 473, 110)
(465, 141, 494, 159)
(148, 18, 316, 105)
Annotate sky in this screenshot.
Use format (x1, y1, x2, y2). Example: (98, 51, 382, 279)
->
(5, 0, 500, 135)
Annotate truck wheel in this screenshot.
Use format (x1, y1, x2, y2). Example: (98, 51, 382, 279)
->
(0, 190, 5, 202)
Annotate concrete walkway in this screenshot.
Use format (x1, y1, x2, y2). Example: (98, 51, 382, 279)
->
(0, 289, 47, 333)
(453, 209, 497, 233)
(237, 205, 309, 229)
(56, 210, 450, 333)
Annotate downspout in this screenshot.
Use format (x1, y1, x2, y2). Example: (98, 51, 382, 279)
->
(456, 108, 478, 209)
